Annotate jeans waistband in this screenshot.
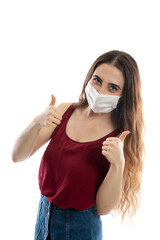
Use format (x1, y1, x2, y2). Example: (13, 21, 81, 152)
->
(41, 194, 97, 212)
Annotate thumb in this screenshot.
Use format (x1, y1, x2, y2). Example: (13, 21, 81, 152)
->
(49, 94, 56, 106)
(119, 130, 130, 143)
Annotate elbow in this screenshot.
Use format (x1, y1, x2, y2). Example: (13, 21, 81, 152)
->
(11, 151, 18, 163)
(12, 154, 29, 163)
(11, 149, 16, 162)
(97, 209, 111, 216)
(11, 151, 23, 163)
(96, 204, 112, 216)
(96, 199, 121, 216)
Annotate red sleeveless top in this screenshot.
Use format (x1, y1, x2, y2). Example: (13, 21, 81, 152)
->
(38, 104, 121, 210)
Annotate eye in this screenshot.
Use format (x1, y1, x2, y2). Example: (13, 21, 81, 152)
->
(93, 76, 101, 84)
(109, 85, 118, 92)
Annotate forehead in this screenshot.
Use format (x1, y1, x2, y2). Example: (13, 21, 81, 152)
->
(94, 63, 124, 86)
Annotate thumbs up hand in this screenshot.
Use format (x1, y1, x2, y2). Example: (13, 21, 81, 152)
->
(38, 94, 62, 128)
(102, 130, 130, 167)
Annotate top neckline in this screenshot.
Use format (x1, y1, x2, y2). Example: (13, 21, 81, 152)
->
(64, 104, 121, 144)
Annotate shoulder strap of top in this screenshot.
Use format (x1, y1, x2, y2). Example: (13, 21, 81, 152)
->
(62, 103, 75, 119)
(50, 104, 75, 139)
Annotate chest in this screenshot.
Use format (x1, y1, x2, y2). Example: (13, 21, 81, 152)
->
(65, 111, 114, 143)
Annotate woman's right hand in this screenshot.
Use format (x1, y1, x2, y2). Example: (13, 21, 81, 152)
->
(38, 94, 63, 128)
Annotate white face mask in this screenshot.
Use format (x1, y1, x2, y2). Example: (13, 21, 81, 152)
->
(85, 81, 120, 113)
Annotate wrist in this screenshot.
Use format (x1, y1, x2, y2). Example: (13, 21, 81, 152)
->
(110, 160, 125, 173)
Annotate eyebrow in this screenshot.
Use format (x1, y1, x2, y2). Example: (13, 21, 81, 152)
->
(93, 74, 121, 90)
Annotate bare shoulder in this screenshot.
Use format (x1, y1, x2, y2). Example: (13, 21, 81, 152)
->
(56, 102, 74, 116)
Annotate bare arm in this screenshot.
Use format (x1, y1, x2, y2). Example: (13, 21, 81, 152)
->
(95, 131, 130, 215)
(12, 116, 43, 162)
(96, 164, 124, 215)
(11, 112, 59, 162)
(11, 95, 72, 163)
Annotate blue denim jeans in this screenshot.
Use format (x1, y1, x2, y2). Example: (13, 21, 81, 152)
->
(34, 194, 103, 240)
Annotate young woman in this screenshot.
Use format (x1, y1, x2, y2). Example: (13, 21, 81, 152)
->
(12, 50, 144, 240)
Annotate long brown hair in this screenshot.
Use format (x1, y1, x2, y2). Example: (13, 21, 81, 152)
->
(73, 50, 145, 220)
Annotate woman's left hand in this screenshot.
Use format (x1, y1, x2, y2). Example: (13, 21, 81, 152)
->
(102, 131, 130, 167)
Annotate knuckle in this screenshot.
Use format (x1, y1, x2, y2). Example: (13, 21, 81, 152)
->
(49, 105, 55, 110)
(46, 116, 51, 123)
(49, 109, 54, 115)
(49, 106, 55, 113)
(57, 114, 62, 120)
(47, 111, 52, 117)
(46, 119, 50, 126)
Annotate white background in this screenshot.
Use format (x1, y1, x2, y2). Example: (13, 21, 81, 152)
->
(0, 0, 160, 239)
